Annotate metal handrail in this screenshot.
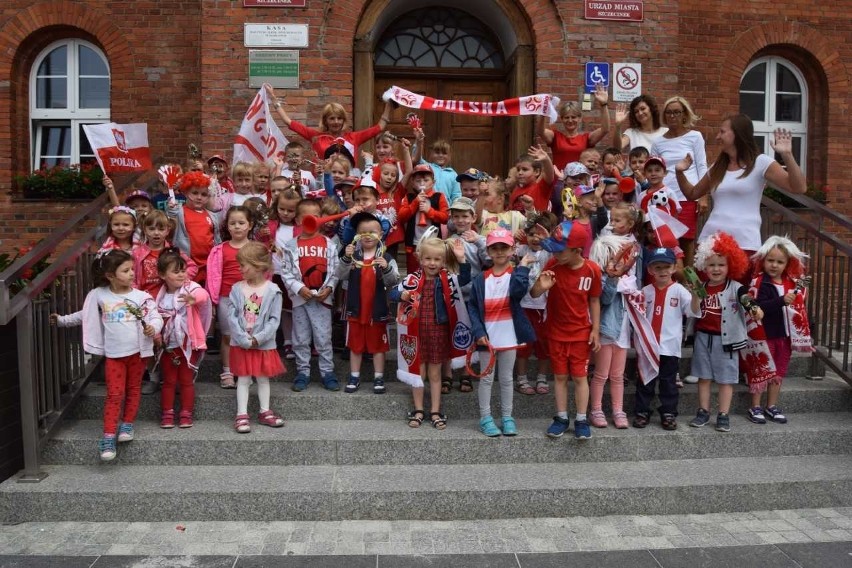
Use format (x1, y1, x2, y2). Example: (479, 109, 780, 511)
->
(766, 185, 852, 231)
(2, 170, 155, 482)
(0, 169, 152, 325)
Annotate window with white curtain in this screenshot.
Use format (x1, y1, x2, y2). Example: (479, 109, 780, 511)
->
(29, 39, 110, 169)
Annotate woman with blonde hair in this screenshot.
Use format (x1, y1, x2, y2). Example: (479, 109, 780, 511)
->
(650, 95, 709, 267)
(265, 84, 394, 160)
(535, 84, 611, 171)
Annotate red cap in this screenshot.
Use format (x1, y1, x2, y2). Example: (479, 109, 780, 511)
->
(411, 164, 434, 176)
(206, 155, 227, 166)
(644, 155, 666, 171)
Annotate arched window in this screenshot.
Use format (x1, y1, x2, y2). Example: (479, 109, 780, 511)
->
(29, 39, 110, 169)
(375, 7, 504, 69)
(739, 56, 807, 171)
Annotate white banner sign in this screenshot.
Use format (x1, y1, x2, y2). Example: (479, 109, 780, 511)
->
(613, 63, 642, 103)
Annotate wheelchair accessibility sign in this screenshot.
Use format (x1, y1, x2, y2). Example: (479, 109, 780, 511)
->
(585, 62, 609, 93)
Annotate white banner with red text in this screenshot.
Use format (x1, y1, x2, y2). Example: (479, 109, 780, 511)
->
(382, 86, 560, 123)
(233, 85, 288, 165)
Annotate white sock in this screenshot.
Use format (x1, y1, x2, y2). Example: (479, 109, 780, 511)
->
(576, 413, 587, 422)
(557, 411, 569, 420)
(257, 377, 271, 412)
(536, 373, 548, 383)
(351, 371, 360, 378)
(237, 376, 251, 415)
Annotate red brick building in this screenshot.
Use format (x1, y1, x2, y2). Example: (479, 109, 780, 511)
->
(0, 0, 848, 248)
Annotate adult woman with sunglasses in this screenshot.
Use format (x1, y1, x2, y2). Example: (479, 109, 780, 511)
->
(650, 96, 708, 266)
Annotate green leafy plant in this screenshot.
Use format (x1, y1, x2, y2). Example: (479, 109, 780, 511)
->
(14, 163, 105, 199)
(763, 183, 829, 208)
(0, 242, 52, 295)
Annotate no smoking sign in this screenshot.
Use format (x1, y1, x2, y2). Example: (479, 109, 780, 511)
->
(613, 63, 642, 102)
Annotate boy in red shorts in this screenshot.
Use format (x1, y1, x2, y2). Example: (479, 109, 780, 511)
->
(338, 212, 400, 394)
(531, 221, 601, 440)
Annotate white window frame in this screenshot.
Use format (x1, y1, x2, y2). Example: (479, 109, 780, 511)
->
(29, 39, 110, 170)
(740, 56, 808, 173)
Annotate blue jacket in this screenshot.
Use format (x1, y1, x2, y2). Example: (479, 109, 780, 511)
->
(466, 266, 535, 345)
(599, 275, 627, 341)
(389, 263, 471, 324)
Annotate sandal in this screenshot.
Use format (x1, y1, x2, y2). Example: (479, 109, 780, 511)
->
(441, 380, 452, 395)
(515, 381, 536, 395)
(430, 412, 447, 430)
(220, 372, 236, 389)
(234, 413, 251, 433)
(258, 409, 285, 428)
(459, 378, 474, 393)
(407, 409, 425, 428)
(535, 381, 550, 395)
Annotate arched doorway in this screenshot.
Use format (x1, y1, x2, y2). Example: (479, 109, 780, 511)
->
(353, 0, 534, 178)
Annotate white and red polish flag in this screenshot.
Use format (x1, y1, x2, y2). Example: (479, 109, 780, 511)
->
(233, 84, 288, 165)
(383, 85, 561, 122)
(82, 123, 152, 174)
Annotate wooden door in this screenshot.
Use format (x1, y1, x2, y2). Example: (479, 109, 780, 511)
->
(374, 77, 508, 178)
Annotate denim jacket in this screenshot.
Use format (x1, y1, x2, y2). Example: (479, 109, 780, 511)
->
(599, 275, 627, 341)
(389, 263, 471, 324)
(466, 266, 535, 345)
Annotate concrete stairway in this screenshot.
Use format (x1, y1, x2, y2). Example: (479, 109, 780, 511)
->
(1, 353, 851, 522)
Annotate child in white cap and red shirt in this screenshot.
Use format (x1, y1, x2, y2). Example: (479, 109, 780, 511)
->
(466, 228, 536, 437)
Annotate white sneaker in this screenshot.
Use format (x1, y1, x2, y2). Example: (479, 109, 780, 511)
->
(683, 374, 699, 384)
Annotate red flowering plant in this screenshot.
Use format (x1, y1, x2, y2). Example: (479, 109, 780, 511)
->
(0, 242, 52, 295)
(14, 162, 105, 199)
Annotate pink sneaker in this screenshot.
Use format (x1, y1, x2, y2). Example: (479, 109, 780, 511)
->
(590, 410, 608, 428)
(160, 409, 175, 429)
(613, 411, 629, 429)
(258, 409, 285, 428)
(178, 410, 193, 429)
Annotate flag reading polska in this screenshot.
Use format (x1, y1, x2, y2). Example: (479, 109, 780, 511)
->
(82, 123, 153, 174)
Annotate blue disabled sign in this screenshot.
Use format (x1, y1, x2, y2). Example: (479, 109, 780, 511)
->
(585, 62, 609, 93)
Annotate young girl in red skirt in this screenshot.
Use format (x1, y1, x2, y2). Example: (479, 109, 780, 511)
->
(227, 241, 286, 433)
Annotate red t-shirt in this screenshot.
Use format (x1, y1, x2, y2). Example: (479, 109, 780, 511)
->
(544, 259, 602, 341)
(287, 121, 382, 159)
(139, 249, 162, 296)
(574, 220, 593, 259)
(183, 207, 214, 283)
(377, 184, 405, 246)
(296, 234, 330, 290)
(549, 130, 591, 171)
(220, 242, 243, 298)
(356, 259, 376, 325)
(696, 282, 725, 334)
(509, 179, 552, 213)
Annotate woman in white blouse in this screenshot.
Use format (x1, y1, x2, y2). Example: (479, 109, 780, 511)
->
(675, 114, 806, 255)
(612, 94, 668, 153)
(651, 96, 708, 266)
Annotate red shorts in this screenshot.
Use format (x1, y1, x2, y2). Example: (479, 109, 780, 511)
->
(677, 201, 698, 239)
(347, 320, 390, 355)
(518, 308, 549, 360)
(548, 338, 591, 377)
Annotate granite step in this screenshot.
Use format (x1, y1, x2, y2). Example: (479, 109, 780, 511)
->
(3, 455, 851, 522)
(191, 346, 822, 383)
(69, 374, 852, 421)
(42, 413, 852, 467)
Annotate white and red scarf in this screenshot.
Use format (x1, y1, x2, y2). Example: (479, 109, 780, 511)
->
(396, 269, 473, 388)
(383, 86, 561, 123)
(740, 275, 786, 393)
(617, 276, 659, 385)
